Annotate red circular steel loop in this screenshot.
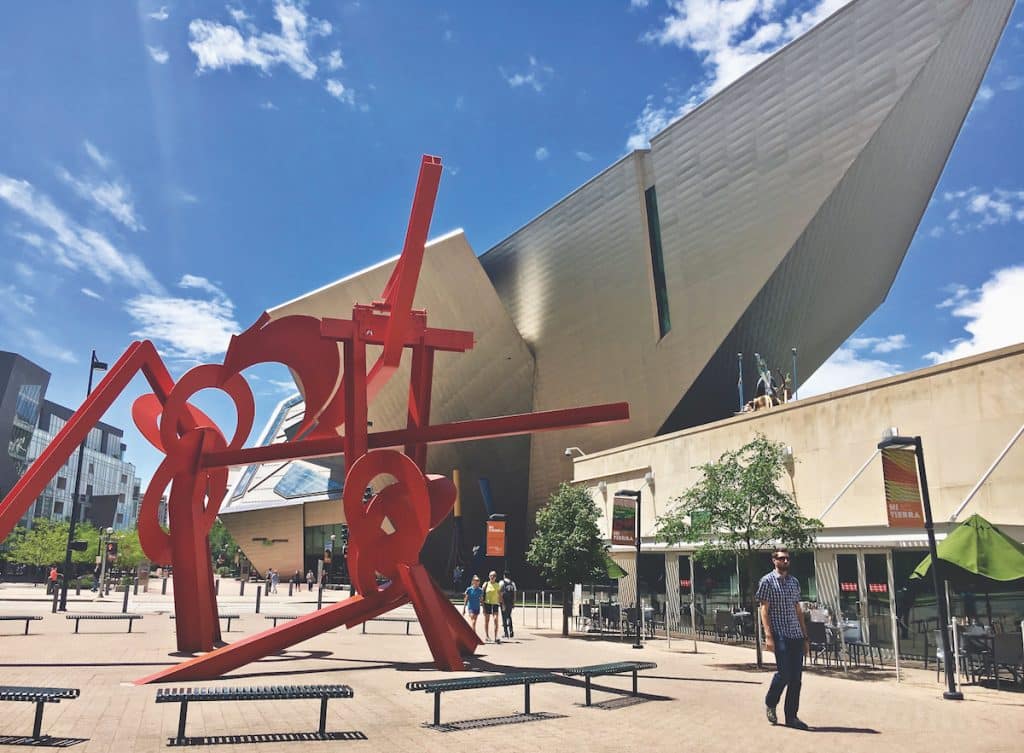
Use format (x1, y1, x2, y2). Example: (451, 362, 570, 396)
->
(132, 393, 222, 453)
(160, 365, 254, 458)
(138, 456, 175, 564)
(342, 450, 432, 594)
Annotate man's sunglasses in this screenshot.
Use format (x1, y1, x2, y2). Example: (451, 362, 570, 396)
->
(773, 556, 790, 561)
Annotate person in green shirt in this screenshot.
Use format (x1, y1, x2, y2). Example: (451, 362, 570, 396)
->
(482, 571, 503, 643)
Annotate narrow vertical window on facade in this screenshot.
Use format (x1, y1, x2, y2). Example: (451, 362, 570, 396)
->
(644, 186, 671, 338)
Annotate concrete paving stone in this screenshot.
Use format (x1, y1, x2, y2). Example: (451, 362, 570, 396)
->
(0, 584, 1022, 751)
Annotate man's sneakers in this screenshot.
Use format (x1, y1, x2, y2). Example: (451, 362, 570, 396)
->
(766, 706, 778, 725)
(495, 636, 501, 644)
(784, 718, 809, 731)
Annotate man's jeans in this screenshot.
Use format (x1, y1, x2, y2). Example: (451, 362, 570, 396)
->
(501, 605, 514, 637)
(765, 636, 804, 721)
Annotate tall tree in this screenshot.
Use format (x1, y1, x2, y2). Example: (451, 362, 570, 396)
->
(527, 482, 608, 636)
(656, 434, 821, 666)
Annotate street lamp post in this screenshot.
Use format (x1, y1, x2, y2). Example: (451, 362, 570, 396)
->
(59, 350, 107, 611)
(617, 488, 643, 649)
(877, 434, 962, 701)
(97, 526, 114, 599)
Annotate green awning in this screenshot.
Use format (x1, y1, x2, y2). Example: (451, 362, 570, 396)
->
(910, 514, 1024, 592)
(604, 551, 628, 580)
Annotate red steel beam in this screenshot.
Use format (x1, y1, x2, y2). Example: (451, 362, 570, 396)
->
(201, 402, 630, 470)
(321, 316, 474, 353)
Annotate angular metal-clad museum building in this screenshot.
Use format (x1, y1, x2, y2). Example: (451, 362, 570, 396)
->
(221, 0, 1015, 580)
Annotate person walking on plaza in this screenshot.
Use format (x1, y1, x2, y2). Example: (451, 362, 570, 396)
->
(270, 568, 279, 594)
(757, 546, 810, 730)
(306, 570, 315, 592)
(47, 565, 59, 595)
(463, 575, 483, 636)
(292, 570, 301, 593)
(482, 571, 503, 643)
(500, 572, 517, 639)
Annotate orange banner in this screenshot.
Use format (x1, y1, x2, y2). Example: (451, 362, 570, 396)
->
(486, 520, 506, 557)
(881, 448, 925, 528)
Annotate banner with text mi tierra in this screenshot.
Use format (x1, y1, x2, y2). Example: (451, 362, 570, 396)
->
(881, 448, 925, 528)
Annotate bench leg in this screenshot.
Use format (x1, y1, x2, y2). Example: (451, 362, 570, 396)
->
(524, 682, 531, 715)
(318, 697, 328, 736)
(633, 669, 638, 696)
(32, 701, 45, 739)
(128, 618, 134, 633)
(25, 619, 30, 635)
(362, 622, 366, 634)
(585, 676, 592, 706)
(177, 700, 189, 744)
(225, 618, 232, 632)
(75, 619, 80, 633)
(433, 692, 441, 727)
(406, 622, 410, 635)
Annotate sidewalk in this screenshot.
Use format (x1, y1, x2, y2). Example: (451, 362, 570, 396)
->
(1, 589, 1021, 752)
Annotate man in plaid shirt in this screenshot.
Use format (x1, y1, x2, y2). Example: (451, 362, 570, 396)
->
(756, 546, 809, 730)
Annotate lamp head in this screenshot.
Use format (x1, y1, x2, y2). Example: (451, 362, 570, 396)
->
(643, 470, 654, 486)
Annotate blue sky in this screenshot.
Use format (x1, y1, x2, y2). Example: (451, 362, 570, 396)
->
(1, 0, 1022, 486)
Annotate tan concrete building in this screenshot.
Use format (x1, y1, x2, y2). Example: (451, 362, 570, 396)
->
(573, 344, 1024, 656)
(218, 0, 1015, 587)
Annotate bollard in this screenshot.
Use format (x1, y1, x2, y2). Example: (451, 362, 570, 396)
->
(75, 582, 81, 596)
(288, 582, 293, 597)
(265, 582, 270, 597)
(317, 585, 323, 610)
(122, 583, 130, 613)
(240, 579, 245, 597)
(51, 585, 59, 613)
(133, 577, 139, 596)
(161, 577, 168, 595)
(255, 587, 261, 614)
(215, 579, 220, 596)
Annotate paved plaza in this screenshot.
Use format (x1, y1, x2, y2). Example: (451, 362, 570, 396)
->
(0, 583, 1021, 752)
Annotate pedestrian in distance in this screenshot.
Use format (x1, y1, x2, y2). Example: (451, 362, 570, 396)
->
(306, 570, 315, 592)
(292, 570, 301, 593)
(500, 572, 517, 639)
(757, 546, 810, 730)
(463, 575, 484, 636)
(270, 568, 279, 594)
(47, 565, 59, 595)
(482, 571, 503, 643)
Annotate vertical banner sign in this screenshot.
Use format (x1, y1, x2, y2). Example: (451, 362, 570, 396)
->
(881, 448, 926, 528)
(611, 494, 637, 546)
(486, 520, 506, 557)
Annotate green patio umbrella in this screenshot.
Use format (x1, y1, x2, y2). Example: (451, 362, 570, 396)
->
(910, 513, 1024, 594)
(603, 551, 628, 580)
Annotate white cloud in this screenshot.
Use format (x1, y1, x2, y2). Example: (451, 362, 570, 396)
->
(574, 150, 593, 162)
(924, 266, 1024, 364)
(1, 284, 35, 315)
(148, 6, 169, 21)
(260, 100, 278, 110)
(322, 49, 344, 71)
(846, 334, 908, 354)
(227, 6, 248, 24)
(1002, 76, 1024, 92)
(933, 187, 1024, 235)
(976, 85, 995, 103)
(14, 261, 34, 281)
(629, 0, 848, 149)
(57, 167, 145, 231)
(325, 78, 355, 104)
(189, 0, 332, 80)
(21, 327, 77, 364)
(937, 284, 971, 309)
(267, 379, 298, 393)
(454, 95, 465, 111)
(125, 275, 240, 361)
(81, 287, 103, 300)
(630, 0, 651, 8)
(535, 146, 549, 161)
(83, 140, 112, 170)
(0, 174, 161, 292)
(500, 55, 554, 92)
(799, 345, 901, 397)
(176, 189, 199, 203)
(148, 45, 170, 64)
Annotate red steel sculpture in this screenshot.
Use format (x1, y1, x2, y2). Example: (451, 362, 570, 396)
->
(0, 155, 629, 683)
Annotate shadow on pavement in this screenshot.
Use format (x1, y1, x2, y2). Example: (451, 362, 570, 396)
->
(424, 712, 566, 732)
(810, 726, 881, 734)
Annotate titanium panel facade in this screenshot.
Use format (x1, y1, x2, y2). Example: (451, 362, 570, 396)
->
(223, 0, 1012, 579)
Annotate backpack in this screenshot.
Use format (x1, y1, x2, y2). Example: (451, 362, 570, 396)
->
(500, 578, 516, 606)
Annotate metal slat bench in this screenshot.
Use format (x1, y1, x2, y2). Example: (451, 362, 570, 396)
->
(361, 616, 417, 635)
(0, 686, 79, 742)
(0, 615, 42, 635)
(155, 684, 355, 746)
(170, 614, 240, 632)
(66, 613, 143, 633)
(406, 671, 554, 727)
(263, 614, 298, 627)
(562, 661, 658, 706)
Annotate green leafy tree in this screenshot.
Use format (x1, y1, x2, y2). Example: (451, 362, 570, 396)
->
(656, 434, 821, 666)
(5, 519, 71, 568)
(527, 482, 608, 636)
(209, 519, 239, 572)
(111, 528, 146, 569)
